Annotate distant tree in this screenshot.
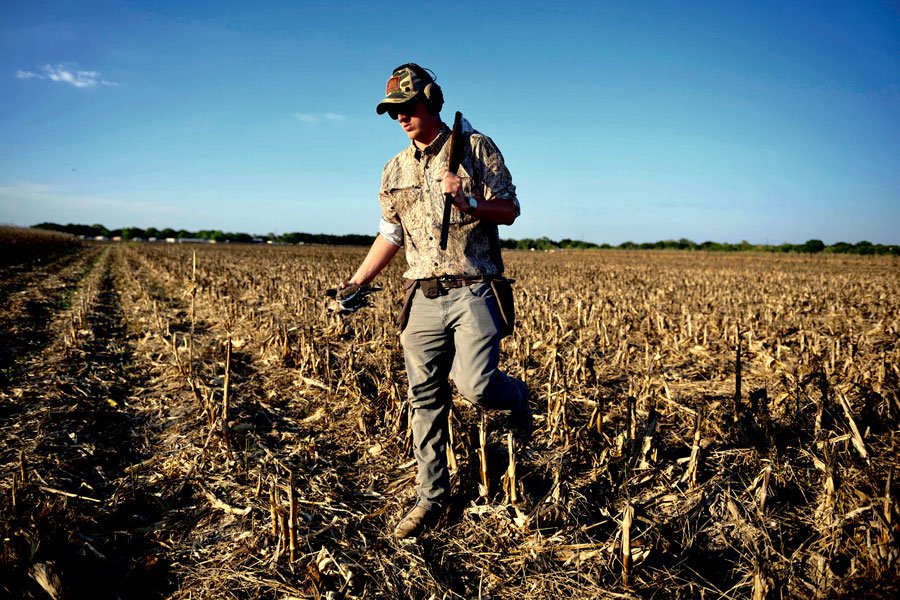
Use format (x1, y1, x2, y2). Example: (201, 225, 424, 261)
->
(803, 239, 825, 253)
(559, 238, 598, 249)
(90, 223, 110, 237)
(854, 241, 874, 255)
(121, 227, 147, 240)
(33, 222, 64, 233)
(230, 232, 253, 244)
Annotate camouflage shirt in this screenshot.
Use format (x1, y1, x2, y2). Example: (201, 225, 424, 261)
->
(379, 119, 519, 280)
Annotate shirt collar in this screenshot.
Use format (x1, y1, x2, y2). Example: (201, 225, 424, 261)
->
(410, 123, 451, 161)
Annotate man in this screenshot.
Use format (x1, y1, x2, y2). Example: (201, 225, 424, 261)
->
(342, 63, 530, 539)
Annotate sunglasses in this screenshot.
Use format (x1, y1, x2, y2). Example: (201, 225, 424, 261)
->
(387, 99, 419, 120)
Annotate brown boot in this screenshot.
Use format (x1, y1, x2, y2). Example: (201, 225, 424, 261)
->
(394, 503, 442, 539)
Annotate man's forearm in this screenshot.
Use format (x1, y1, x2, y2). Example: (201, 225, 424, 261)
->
(442, 171, 518, 226)
(466, 198, 518, 226)
(349, 234, 401, 285)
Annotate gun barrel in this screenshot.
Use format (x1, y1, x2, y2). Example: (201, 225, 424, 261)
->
(439, 111, 463, 250)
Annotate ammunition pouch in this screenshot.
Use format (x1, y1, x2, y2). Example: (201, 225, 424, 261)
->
(397, 278, 419, 331)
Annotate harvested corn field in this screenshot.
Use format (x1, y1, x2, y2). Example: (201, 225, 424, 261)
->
(1, 240, 898, 599)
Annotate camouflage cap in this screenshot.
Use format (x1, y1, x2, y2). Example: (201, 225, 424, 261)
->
(375, 64, 432, 115)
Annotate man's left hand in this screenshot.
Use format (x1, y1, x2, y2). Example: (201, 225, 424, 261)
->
(323, 284, 382, 314)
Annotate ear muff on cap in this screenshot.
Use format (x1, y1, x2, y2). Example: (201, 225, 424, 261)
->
(394, 63, 444, 114)
(422, 81, 444, 114)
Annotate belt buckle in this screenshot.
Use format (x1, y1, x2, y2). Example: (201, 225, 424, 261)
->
(439, 275, 462, 290)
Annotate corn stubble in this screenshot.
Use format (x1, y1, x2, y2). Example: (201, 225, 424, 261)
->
(4, 244, 897, 598)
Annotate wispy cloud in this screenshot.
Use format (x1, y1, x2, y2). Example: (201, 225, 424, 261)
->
(0, 182, 179, 225)
(293, 112, 347, 124)
(14, 64, 118, 88)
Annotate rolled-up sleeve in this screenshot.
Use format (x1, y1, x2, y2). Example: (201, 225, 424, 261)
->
(378, 158, 404, 246)
(378, 217, 403, 246)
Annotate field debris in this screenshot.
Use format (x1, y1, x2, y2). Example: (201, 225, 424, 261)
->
(1, 241, 898, 598)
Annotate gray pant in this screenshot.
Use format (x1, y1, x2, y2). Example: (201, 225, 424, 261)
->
(400, 282, 527, 509)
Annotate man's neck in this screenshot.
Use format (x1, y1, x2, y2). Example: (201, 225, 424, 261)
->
(412, 120, 444, 150)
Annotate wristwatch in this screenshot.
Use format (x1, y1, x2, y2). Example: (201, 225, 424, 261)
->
(465, 196, 478, 214)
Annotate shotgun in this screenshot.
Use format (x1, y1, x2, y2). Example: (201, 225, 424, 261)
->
(439, 111, 463, 250)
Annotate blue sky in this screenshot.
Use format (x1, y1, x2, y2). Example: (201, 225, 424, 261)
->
(1, 0, 898, 244)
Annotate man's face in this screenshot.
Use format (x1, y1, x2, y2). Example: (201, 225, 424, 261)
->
(389, 99, 439, 145)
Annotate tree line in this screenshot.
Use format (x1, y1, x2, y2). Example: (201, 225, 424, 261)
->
(33, 223, 373, 246)
(499, 236, 899, 255)
(32, 223, 899, 256)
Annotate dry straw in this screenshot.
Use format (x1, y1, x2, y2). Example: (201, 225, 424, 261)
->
(1, 242, 897, 598)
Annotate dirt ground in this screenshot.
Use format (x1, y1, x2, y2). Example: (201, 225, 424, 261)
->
(1, 242, 898, 599)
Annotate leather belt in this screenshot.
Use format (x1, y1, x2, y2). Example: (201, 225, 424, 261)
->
(417, 276, 485, 298)
(433, 275, 484, 289)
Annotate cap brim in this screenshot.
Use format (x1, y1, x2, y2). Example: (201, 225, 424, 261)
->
(376, 94, 416, 115)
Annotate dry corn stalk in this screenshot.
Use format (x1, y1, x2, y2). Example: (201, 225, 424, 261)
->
(681, 413, 702, 487)
(288, 471, 298, 564)
(270, 476, 279, 540)
(836, 388, 869, 463)
(752, 554, 771, 600)
(758, 463, 772, 516)
(627, 396, 637, 446)
(622, 503, 634, 587)
(188, 250, 197, 398)
(816, 443, 836, 529)
(447, 410, 458, 473)
(884, 466, 894, 534)
(19, 449, 27, 483)
(639, 408, 659, 469)
(222, 336, 232, 435)
(734, 326, 743, 424)
(504, 432, 518, 505)
(478, 412, 489, 499)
